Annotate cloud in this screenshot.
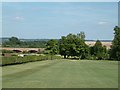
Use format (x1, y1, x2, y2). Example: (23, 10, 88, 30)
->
(14, 16, 24, 21)
(98, 21, 107, 25)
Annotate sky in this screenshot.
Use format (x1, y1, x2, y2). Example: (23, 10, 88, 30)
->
(2, 2, 118, 40)
(1, 0, 120, 2)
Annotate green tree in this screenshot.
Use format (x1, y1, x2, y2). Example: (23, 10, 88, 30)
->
(92, 40, 107, 60)
(59, 32, 89, 59)
(75, 39, 89, 59)
(46, 39, 59, 60)
(9, 37, 21, 45)
(59, 36, 68, 58)
(77, 32, 85, 40)
(2, 37, 47, 48)
(110, 26, 120, 60)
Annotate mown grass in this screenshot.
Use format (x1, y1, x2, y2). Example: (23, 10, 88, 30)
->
(2, 59, 118, 88)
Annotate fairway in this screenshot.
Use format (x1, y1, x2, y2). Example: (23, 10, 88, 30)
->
(2, 59, 118, 88)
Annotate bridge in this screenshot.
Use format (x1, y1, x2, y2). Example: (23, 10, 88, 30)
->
(1, 48, 45, 53)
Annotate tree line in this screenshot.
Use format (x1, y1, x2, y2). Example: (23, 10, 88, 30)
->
(2, 37, 47, 48)
(46, 26, 120, 61)
(2, 26, 120, 60)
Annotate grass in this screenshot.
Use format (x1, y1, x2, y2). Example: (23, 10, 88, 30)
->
(2, 59, 118, 88)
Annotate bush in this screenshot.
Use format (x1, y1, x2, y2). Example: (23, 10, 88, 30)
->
(2, 54, 62, 66)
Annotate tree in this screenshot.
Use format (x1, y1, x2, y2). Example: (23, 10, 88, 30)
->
(75, 38, 89, 59)
(110, 26, 120, 60)
(46, 39, 59, 60)
(92, 40, 107, 60)
(9, 37, 21, 45)
(77, 32, 85, 40)
(59, 32, 89, 59)
(59, 35, 72, 58)
(2, 37, 47, 48)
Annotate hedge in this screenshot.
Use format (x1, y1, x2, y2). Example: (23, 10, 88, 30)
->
(1, 55, 62, 66)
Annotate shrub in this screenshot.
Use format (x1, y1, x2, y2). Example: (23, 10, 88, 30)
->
(1, 54, 62, 66)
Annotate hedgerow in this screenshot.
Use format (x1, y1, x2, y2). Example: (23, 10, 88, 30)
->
(1, 55, 62, 66)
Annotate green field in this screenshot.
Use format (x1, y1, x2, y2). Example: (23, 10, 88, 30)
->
(2, 59, 118, 88)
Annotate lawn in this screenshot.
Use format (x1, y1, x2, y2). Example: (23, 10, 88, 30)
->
(2, 59, 118, 88)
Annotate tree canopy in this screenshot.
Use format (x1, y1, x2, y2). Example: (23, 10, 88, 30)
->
(90, 40, 108, 60)
(46, 39, 59, 55)
(59, 32, 89, 59)
(2, 26, 119, 61)
(110, 26, 120, 60)
(2, 37, 47, 48)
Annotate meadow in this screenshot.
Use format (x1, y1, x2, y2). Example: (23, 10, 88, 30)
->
(2, 59, 118, 88)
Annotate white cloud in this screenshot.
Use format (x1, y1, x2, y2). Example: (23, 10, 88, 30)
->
(98, 21, 107, 25)
(14, 16, 24, 20)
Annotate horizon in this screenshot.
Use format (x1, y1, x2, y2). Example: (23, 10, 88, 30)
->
(1, 37, 113, 41)
(2, 2, 118, 40)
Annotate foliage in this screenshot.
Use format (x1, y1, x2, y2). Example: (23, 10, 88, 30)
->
(110, 26, 120, 60)
(2, 37, 47, 48)
(46, 39, 59, 60)
(2, 26, 119, 61)
(9, 37, 21, 45)
(59, 33, 109, 60)
(77, 31, 85, 40)
(1, 49, 15, 53)
(1, 55, 62, 66)
(59, 32, 89, 59)
(89, 40, 108, 60)
(46, 39, 59, 54)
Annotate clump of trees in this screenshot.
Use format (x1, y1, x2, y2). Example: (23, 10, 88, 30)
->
(58, 32, 108, 60)
(46, 26, 120, 61)
(59, 32, 89, 59)
(46, 32, 108, 60)
(2, 26, 120, 61)
(2, 37, 47, 48)
(89, 40, 108, 60)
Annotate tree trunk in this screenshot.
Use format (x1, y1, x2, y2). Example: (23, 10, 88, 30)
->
(51, 55, 53, 60)
(79, 56, 81, 60)
(64, 55, 66, 59)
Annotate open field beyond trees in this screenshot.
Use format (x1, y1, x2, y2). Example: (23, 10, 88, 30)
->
(2, 59, 118, 88)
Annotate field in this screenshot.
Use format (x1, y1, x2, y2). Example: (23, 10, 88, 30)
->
(2, 59, 118, 88)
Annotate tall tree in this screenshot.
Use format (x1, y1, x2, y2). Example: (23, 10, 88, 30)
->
(59, 36, 68, 58)
(59, 34, 76, 58)
(110, 26, 120, 60)
(59, 32, 89, 59)
(92, 40, 107, 60)
(46, 39, 59, 60)
(75, 38, 89, 59)
(77, 32, 85, 40)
